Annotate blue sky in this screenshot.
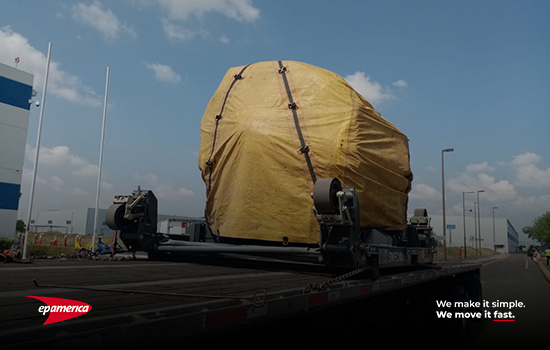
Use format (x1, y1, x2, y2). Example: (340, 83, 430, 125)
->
(1, 0, 549, 236)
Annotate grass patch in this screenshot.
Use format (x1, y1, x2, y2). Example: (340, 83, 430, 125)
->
(11, 231, 127, 257)
(26, 245, 78, 257)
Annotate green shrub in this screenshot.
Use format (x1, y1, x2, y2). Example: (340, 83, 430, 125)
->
(0, 237, 15, 251)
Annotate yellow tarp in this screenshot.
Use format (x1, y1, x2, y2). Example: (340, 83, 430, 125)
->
(199, 61, 413, 244)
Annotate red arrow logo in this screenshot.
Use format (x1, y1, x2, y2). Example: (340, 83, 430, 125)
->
(25, 296, 92, 325)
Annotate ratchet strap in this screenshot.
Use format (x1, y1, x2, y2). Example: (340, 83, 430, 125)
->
(277, 60, 317, 184)
(206, 64, 251, 191)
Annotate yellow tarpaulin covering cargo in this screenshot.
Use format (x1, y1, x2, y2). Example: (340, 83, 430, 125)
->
(199, 60, 413, 245)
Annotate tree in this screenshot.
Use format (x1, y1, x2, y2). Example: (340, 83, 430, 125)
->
(525, 212, 550, 246)
(522, 225, 533, 239)
(16, 219, 26, 233)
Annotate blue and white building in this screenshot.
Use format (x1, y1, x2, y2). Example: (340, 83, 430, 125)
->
(0, 62, 34, 238)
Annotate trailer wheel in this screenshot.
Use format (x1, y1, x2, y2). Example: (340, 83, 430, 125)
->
(449, 284, 469, 336)
(465, 273, 483, 316)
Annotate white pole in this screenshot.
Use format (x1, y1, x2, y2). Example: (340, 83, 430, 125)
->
(92, 67, 110, 252)
(23, 42, 52, 260)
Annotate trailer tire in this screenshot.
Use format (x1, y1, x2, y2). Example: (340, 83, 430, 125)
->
(465, 273, 483, 317)
(449, 284, 469, 337)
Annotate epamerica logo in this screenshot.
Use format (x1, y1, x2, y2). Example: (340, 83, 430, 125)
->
(25, 296, 92, 325)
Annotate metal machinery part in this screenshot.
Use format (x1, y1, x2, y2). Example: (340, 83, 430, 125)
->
(312, 178, 366, 268)
(409, 208, 437, 253)
(106, 182, 434, 269)
(312, 178, 435, 269)
(106, 186, 159, 252)
(105, 187, 323, 263)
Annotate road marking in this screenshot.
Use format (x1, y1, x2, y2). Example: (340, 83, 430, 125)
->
(0, 272, 290, 299)
(481, 254, 511, 267)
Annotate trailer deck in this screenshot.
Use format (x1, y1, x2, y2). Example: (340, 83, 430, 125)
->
(1, 254, 482, 348)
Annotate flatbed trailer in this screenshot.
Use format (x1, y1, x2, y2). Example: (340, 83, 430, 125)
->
(0, 180, 484, 348)
(0, 254, 482, 348)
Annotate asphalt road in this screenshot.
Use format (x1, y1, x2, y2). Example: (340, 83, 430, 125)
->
(472, 253, 550, 349)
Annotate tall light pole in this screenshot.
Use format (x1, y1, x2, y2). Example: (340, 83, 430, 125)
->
(492, 206, 498, 252)
(441, 148, 454, 261)
(70, 211, 74, 234)
(474, 202, 478, 256)
(463, 191, 475, 258)
(476, 190, 485, 255)
(92, 67, 111, 252)
(23, 42, 52, 260)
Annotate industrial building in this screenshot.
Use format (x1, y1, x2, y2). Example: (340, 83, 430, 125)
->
(28, 208, 112, 236)
(27, 208, 200, 236)
(0, 62, 34, 238)
(426, 213, 520, 253)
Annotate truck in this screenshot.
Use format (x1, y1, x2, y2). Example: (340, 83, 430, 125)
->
(1, 60, 483, 347)
(100, 60, 483, 343)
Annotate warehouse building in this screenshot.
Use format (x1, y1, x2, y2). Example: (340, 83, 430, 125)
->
(27, 208, 199, 236)
(0, 62, 34, 238)
(28, 208, 112, 236)
(425, 213, 519, 253)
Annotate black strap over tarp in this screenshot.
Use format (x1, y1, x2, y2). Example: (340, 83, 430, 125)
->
(277, 60, 317, 184)
(206, 64, 250, 191)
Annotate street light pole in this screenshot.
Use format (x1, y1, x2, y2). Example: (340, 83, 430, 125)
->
(70, 211, 74, 234)
(23, 42, 52, 260)
(441, 148, 454, 261)
(92, 67, 111, 252)
(492, 206, 498, 252)
(474, 202, 478, 256)
(477, 190, 485, 255)
(463, 191, 475, 258)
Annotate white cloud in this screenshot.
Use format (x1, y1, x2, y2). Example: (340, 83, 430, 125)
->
(511, 152, 550, 188)
(71, 2, 137, 41)
(25, 144, 98, 177)
(466, 161, 495, 173)
(157, 0, 260, 22)
(134, 173, 195, 199)
(21, 169, 48, 185)
(72, 164, 99, 177)
(71, 188, 88, 195)
(514, 194, 550, 212)
(220, 33, 230, 44)
(144, 62, 181, 83)
(0, 26, 102, 107)
(392, 79, 408, 88)
(409, 183, 441, 201)
(448, 172, 517, 202)
(21, 169, 66, 191)
(177, 187, 195, 196)
(161, 19, 207, 42)
(51, 176, 64, 190)
(344, 72, 396, 105)
(411, 153, 550, 232)
(101, 182, 113, 190)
